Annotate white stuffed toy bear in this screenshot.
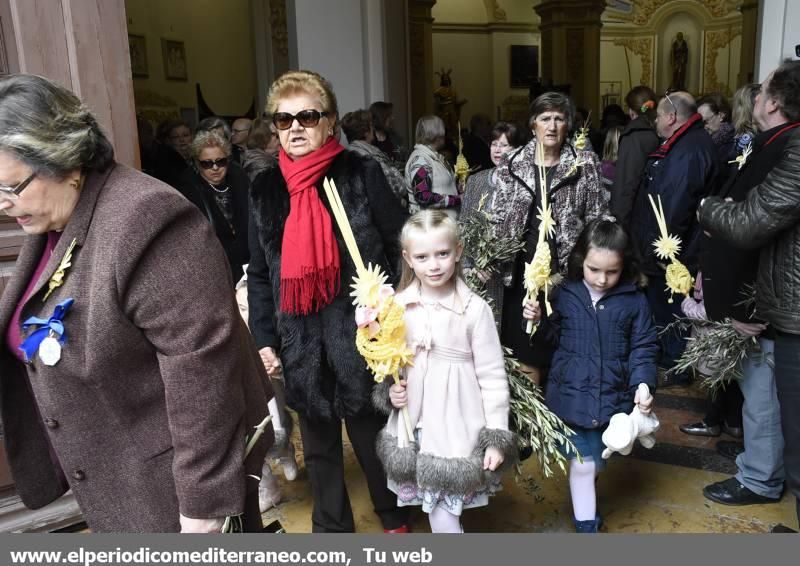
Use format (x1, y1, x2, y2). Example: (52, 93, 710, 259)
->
(601, 383, 659, 459)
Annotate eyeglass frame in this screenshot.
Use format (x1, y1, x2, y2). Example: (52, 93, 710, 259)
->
(271, 109, 330, 131)
(0, 172, 36, 200)
(663, 89, 679, 115)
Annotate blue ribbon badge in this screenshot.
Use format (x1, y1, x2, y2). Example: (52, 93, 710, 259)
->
(19, 298, 74, 366)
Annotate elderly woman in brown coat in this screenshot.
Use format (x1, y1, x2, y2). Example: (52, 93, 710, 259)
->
(0, 74, 273, 532)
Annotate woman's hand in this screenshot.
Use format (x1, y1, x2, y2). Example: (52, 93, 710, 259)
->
(259, 347, 283, 377)
(389, 379, 407, 409)
(522, 300, 541, 323)
(179, 513, 225, 533)
(483, 446, 504, 471)
(634, 387, 654, 415)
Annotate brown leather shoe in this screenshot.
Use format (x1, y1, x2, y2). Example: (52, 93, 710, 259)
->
(679, 421, 721, 437)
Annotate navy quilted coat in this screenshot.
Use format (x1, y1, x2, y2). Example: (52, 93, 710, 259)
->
(545, 280, 658, 429)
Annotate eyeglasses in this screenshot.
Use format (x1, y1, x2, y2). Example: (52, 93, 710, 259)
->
(664, 90, 678, 114)
(0, 172, 36, 200)
(272, 109, 329, 130)
(198, 157, 229, 170)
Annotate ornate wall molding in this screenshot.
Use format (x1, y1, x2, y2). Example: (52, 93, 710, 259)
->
(632, 0, 741, 26)
(483, 0, 506, 22)
(613, 37, 653, 85)
(269, 0, 288, 58)
(703, 26, 742, 93)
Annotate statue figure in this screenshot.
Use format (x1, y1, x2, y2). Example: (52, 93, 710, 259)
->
(671, 32, 689, 91)
(434, 68, 467, 140)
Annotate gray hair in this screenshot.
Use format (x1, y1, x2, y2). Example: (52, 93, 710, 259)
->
(191, 130, 232, 159)
(529, 92, 576, 131)
(197, 116, 231, 139)
(0, 74, 114, 178)
(415, 115, 445, 145)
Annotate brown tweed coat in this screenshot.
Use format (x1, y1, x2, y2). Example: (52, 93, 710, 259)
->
(0, 163, 273, 532)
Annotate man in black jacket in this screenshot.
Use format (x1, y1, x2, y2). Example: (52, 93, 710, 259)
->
(699, 59, 800, 531)
(631, 91, 721, 385)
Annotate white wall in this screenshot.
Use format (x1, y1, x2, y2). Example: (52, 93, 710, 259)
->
(432, 32, 492, 122)
(756, 0, 800, 79)
(432, 0, 486, 23)
(288, 0, 366, 115)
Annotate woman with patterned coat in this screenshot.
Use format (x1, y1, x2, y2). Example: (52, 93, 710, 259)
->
(491, 92, 610, 384)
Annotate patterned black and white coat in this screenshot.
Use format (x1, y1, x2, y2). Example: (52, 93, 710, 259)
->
(247, 150, 408, 422)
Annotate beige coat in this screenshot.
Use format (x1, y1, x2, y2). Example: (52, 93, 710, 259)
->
(0, 164, 272, 532)
(377, 279, 515, 496)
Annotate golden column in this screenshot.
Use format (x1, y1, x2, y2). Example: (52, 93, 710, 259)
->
(535, 0, 606, 121)
(738, 1, 758, 86)
(409, 0, 436, 127)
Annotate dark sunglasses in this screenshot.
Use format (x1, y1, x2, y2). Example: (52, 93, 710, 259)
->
(272, 109, 329, 130)
(198, 157, 229, 170)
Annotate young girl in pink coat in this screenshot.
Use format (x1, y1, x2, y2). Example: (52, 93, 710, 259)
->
(375, 210, 516, 533)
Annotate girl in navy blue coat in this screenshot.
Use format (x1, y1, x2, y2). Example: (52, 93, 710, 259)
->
(524, 219, 658, 532)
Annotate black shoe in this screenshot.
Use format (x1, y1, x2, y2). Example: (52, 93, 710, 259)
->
(722, 422, 744, 439)
(703, 478, 781, 506)
(770, 524, 798, 533)
(716, 440, 745, 460)
(679, 421, 721, 437)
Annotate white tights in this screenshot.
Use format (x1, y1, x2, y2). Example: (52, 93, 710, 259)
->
(569, 458, 597, 521)
(428, 506, 463, 533)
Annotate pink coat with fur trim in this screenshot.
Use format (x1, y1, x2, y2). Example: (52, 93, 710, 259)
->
(387, 279, 510, 459)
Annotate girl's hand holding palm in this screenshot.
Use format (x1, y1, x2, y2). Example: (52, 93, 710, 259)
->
(522, 300, 541, 323)
(483, 447, 504, 471)
(390, 379, 408, 409)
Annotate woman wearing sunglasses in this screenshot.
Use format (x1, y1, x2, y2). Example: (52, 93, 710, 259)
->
(178, 130, 250, 284)
(0, 74, 273, 532)
(247, 70, 410, 533)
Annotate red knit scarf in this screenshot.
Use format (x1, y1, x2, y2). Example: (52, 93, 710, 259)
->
(278, 137, 345, 315)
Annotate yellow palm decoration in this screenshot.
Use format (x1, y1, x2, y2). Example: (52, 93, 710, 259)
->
(647, 194, 694, 303)
(323, 178, 414, 441)
(523, 142, 557, 334)
(350, 263, 388, 307)
(573, 111, 591, 151)
(454, 121, 470, 184)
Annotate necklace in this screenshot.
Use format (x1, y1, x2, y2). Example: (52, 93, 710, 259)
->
(207, 181, 230, 193)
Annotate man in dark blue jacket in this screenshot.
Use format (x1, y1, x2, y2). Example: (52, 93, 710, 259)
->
(631, 91, 721, 385)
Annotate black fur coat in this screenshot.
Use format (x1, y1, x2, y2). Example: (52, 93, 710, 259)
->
(247, 150, 409, 421)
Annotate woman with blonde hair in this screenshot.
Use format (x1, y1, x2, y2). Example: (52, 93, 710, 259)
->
(247, 70, 410, 533)
(731, 83, 760, 152)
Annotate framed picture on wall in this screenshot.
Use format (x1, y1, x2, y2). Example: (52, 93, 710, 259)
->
(510, 45, 539, 89)
(128, 34, 148, 78)
(161, 39, 187, 81)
